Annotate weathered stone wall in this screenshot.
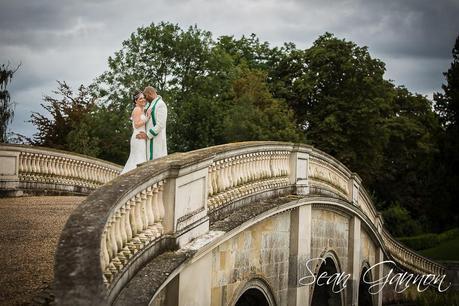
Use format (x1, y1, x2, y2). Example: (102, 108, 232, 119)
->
(360, 228, 377, 269)
(311, 208, 350, 274)
(211, 212, 291, 306)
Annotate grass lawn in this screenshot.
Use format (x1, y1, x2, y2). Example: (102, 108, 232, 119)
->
(418, 236, 459, 261)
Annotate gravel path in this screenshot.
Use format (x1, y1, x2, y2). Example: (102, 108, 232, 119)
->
(0, 196, 85, 306)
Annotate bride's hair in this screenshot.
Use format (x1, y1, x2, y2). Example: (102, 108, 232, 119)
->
(132, 90, 144, 104)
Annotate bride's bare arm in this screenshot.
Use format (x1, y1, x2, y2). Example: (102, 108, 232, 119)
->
(132, 107, 147, 128)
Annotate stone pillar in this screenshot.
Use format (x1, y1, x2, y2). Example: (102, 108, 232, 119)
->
(348, 173, 362, 206)
(289, 146, 310, 195)
(0, 150, 22, 196)
(288, 205, 312, 306)
(376, 247, 384, 306)
(163, 157, 213, 248)
(347, 216, 361, 306)
(178, 253, 212, 306)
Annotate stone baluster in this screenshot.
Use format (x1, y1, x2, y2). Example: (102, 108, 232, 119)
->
(221, 159, 229, 192)
(208, 166, 214, 197)
(123, 200, 134, 256)
(262, 152, 268, 178)
(69, 160, 76, 181)
(215, 161, 222, 193)
(269, 152, 274, 177)
(51, 156, 58, 176)
(227, 158, 234, 189)
(101, 228, 110, 275)
(210, 164, 217, 201)
(254, 153, 261, 180)
(114, 211, 127, 265)
(140, 189, 153, 241)
(114, 211, 123, 252)
(41, 155, 48, 176)
(82, 162, 89, 181)
(245, 154, 251, 182)
(118, 206, 128, 254)
(146, 186, 160, 238)
(239, 155, 245, 185)
(109, 216, 122, 270)
(127, 197, 140, 253)
(232, 157, 239, 186)
(257, 152, 263, 179)
(18, 153, 25, 173)
(53, 156, 61, 180)
(245, 154, 252, 183)
(249, 153, 256, 181)
(27, 153, 33, 175)
(30, 153, 37, 174)
(135, 194, 147, 245)
(61, 159, 68, 178)
(157, 181, 165, 227)
(283, 151, 289, 176)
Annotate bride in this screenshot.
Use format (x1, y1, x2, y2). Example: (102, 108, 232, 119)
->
(121, 91, 150, 174)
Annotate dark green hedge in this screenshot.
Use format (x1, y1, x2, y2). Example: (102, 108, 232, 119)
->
(398, 228, 459, 251)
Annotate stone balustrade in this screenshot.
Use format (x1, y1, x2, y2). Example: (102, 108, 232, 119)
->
(53, 141, 446, 304)
(0, 144, 121, 195)
(207, 150, 291, 211)
(101, 179, 166, 286)
(382, 229, 446, 276)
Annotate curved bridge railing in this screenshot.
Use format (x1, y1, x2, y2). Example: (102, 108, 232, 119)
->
(0, 144, 121, 195)
(53, 141, 446, 305)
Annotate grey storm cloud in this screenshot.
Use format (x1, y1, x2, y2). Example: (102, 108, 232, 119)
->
(0, 0, 458, 137)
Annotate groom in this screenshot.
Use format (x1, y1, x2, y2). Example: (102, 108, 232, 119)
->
(136, 86, 168, 160)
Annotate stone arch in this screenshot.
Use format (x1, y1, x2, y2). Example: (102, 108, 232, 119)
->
(310, 251, 345, 306)
(230, 277, 276, 306)
(358, 262, 374, 306)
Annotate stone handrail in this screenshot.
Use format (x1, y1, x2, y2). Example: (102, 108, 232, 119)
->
(382, 228, 446, 276)
(0, 144, 121, 195)
(53, 141, 445, 305)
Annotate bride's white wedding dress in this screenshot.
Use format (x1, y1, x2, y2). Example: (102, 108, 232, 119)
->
(121, 113, 147, 174)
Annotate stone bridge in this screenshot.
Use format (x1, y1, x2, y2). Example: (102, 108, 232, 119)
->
(0, 142, 451, 306)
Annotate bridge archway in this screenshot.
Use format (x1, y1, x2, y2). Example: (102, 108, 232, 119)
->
(358, 264, 374, 306)
(232, 278, 276, 306)
(311, 254, 344, 306)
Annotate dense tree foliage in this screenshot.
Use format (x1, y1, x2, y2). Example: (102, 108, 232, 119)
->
(28, 23, 458, 235)
(29, 81, 100, 156)
(432, 36, 459, 230)
(0, 63, 19, 143)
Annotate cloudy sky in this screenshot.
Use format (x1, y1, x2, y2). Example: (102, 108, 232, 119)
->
(1, 0, 458, 138)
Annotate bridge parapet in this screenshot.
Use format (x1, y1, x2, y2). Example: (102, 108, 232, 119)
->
(52, 141, 446, 305)
(382, 228, 446, 276)
(0, 144, 121, 196)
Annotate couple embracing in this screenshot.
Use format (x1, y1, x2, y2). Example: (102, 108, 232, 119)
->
(120, 86, 167, 174)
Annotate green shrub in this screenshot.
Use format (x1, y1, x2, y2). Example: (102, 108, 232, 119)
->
(438, 228, 459, 242)
(398, 233, 439, 250)
(382, 202, 423, 237)
(398, 227, 459, 251)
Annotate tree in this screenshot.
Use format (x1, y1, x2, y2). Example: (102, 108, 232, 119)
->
(434, 35, 459, 128)
(273, 33, 393, 186)
(95, 22, 235, 153)
(432, 35, 459, 230)
(30, 81, 100, 156)
(0, 63, 19, 143)
(375, 87, 441, 216)
(223, 69, 304, 142)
